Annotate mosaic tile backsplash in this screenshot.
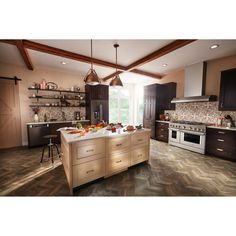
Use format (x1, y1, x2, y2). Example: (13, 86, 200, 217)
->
(29, 107, 86, 122)
(165, 101, 236, 125)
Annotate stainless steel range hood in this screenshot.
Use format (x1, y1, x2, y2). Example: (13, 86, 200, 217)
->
(171, 62, 217, 103)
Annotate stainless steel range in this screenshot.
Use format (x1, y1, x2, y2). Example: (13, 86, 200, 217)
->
(169, 120, 206, 154)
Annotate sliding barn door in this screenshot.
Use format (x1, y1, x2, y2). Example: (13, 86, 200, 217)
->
(0, 80, 22, 149)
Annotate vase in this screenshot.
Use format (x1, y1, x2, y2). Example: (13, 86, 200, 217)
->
(34, 113, 39, 122)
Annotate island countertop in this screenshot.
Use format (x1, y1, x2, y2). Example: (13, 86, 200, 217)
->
(61, 127, 151, 143)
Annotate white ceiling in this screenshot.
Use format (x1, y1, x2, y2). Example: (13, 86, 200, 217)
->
(0, 39, 236, 84)
(33, 39, 173, 66)
(139, 40, 236, 74)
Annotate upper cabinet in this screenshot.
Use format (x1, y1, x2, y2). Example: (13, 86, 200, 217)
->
(85, 84, 109, 100)
(155, 82, 176, 111)
(219, 68, 236, 111)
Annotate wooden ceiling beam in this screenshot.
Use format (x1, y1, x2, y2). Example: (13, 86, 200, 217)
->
(0, 39, 17, 45)
(130, 69, 164, 79)
(15, 40, 34, 70)
(126, 39, 196, 71)
(22, 40, 126, 71)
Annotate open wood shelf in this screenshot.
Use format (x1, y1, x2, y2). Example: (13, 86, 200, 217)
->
(29, 104, 86, 108)
(28, 96, 85, 101)
(28, 87, 86, 95)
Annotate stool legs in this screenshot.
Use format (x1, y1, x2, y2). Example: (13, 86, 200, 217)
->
(40, 146, 45, 163)
(41, 142, 60, 164)
(54, 144, 60, 158)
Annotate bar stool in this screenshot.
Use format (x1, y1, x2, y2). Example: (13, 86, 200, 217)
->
(40, 135, 60, 164)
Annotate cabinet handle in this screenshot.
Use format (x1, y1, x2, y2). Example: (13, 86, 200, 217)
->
(161, 129, 164, 131)
(86, 169, 94, 174)
(138, 139, 143, 142)
(86, 149, 94, 152)
(217, 139, 224, 142)
(217, 148, 224, 152)
(138, 154, 143, 157)
(218, 131, 225, 134)
(116, 143, 122, 147)
(221, 102, 223, 108)
(160, 135, 164, 137)
(116, 160, 122, 163)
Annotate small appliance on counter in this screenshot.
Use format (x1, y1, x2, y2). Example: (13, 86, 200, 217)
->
(74, 111, 81, 120)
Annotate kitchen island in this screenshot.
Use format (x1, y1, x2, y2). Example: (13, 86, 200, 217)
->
(60, 128, 151, 194)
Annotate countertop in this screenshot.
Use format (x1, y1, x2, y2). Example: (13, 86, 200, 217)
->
(156, 120, 170, 123)
(27, 120, 90, 125)
(207, 125, 236, 132)
(61, 127, 151, 143)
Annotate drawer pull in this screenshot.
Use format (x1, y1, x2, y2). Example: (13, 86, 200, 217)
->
(160, 129, 164, 131)
(217, 148, 224, 152)
(116, 160, 122, 163)
(218, 131, 225, 134)
(217, 139, 224, 142)
(86, 149, 94, 152)
(138, 154, 143, 157)
(116, 143, 122, 147)
(86, 169, 94, 174)
(160, 135, 164, 137)
(138, 139, 143, 142)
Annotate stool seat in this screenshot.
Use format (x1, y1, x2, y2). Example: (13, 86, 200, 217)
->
(43, 134, 58, 139)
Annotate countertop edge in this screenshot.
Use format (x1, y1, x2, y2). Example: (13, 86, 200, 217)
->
(207, 125, 236, 132)
(27, 120, 90, 125)
(156, 120, 170, 123)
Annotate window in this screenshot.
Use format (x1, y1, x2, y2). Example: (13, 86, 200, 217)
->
(109, 84, 144, 125)
(109, 86, 130, 124)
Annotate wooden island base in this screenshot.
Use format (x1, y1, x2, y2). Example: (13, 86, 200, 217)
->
(61, 129, 151, 194)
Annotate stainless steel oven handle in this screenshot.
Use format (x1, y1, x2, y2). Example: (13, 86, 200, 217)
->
(181, 130, 205, 136)
(169, 128, 180, 131)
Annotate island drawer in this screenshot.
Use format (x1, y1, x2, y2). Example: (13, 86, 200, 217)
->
(131, 132, 150, 146)
(72, 158, 105, 187)
(106, 136, 130, 153)
(72, 138, 105, 161)
(106, 151, 130, 175)
(131, 146, 149, 165)
(72, 137, 105, 148)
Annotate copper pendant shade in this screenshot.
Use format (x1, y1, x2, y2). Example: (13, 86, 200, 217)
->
(84, 39, 100, 85)
(110, 43, 123, 87)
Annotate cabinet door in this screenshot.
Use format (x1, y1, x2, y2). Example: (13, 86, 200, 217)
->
(219, 68, 236, 111)
(85, 85, 109, 100)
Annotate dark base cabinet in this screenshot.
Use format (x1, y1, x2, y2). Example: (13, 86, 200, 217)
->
(206, 128, 236, 161)
(27, 121, 90, 147)
(156, 122, 169, 142)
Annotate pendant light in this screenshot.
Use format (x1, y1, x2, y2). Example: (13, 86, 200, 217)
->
(84, 39, 100, 85)
(110, 44, 123, 87)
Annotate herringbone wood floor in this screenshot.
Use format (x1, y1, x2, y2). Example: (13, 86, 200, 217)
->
(1, 140, 236, 196)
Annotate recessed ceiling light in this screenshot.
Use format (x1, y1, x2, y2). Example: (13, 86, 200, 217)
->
(162, 63, 167, 67)
(61, 61, 67, 65)
(210, 44, 219, 50)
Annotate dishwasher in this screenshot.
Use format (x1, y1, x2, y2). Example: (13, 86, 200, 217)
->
(27, 123, 50, 147)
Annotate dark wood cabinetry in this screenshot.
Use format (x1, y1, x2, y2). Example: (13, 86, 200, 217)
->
(85, 84, 109, 100)
(156, 122, 169, 142)
(219, 68, 236, 111)
(85, 85, 109, 124)
(206, 127, 236, 161)
(143, 83, 176, 139)
(156, 82, 176, 111)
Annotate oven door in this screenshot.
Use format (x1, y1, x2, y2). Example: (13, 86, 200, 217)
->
(169, 128, 180, 143)
(180, 131, 205, 149)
